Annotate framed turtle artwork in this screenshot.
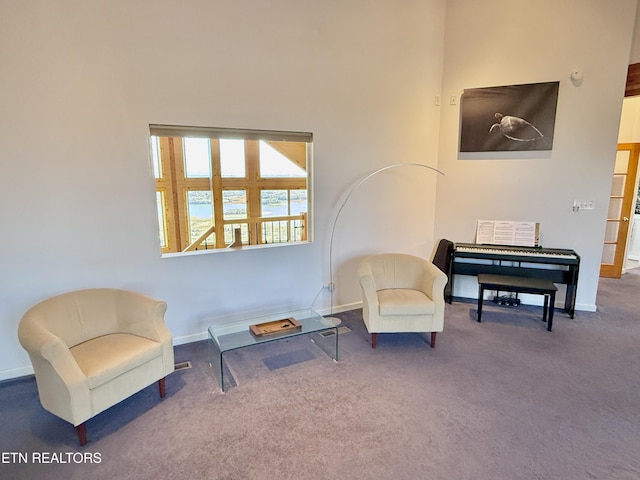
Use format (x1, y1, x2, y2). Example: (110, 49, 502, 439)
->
(459, 81, 559, 152)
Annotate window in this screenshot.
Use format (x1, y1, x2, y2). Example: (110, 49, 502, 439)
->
(149, 125, 312, 254)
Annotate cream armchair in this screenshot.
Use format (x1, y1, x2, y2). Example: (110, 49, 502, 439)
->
(358, 253, 448, 349)
(18, 288, 174, 446)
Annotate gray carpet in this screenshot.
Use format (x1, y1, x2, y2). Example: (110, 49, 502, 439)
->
(2, 274, 640, 480)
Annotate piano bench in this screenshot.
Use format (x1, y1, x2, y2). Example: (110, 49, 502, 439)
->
(477, 274, 558, 331)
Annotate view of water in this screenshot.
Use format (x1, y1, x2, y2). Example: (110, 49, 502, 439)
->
(188, 201, 307, 219)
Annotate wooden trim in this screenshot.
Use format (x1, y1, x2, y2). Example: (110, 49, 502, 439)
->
(165, 137, 182, 251)
(210, 139, 225, 248)
(626, 63, 640, 97)
(246, 140, 261, 245)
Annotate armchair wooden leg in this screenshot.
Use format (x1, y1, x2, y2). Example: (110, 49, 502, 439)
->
(76, 422, 87, 446)
(158, 377, 166, 398)
(430, 332, 436, 348)
(371, 333, 377, 349)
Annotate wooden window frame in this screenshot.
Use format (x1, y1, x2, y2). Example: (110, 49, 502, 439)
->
(150, 126, 311, 254)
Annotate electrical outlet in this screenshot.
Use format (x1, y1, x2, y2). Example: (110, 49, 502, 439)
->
(323, 282, 335, 292)
(572, 199, 595, 211)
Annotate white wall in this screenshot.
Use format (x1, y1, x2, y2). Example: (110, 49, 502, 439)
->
(0, 0, 447, 379)
(435, 0, 638, 309)
(630, 0, 640, 64)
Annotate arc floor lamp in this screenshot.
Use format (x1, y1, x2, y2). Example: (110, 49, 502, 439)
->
(323, 162, 445, 326)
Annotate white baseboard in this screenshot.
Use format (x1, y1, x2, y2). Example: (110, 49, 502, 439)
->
(315, 301, 362, 316)
(574, 302, 597, 312)
(0, 366, 34, 382)
(173, 332, 209, 345)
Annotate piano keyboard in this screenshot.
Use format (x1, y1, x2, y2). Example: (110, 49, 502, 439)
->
(455, 244, 578, 260)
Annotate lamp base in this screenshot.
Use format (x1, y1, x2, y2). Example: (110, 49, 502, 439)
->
(324, 316, 342, 326)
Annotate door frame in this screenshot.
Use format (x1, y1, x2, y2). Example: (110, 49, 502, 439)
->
(600, 143, 640, 278)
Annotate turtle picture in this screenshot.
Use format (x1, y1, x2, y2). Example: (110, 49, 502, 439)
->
(459, 81, 559, 152)
(489, 113, 547, 144)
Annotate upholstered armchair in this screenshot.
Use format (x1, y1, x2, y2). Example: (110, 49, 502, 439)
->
(358, 253, 448, 348)
(18, 288, 174, 446)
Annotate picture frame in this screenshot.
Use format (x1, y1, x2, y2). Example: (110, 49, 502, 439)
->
(459, 81, 559, 153)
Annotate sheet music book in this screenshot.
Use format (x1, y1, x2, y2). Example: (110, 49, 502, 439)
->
(476, 220, 539, 247)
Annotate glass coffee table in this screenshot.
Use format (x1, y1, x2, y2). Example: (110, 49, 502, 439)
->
(208, 308, 338, 391)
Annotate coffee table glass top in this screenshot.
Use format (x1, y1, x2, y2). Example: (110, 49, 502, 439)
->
(208, 308, 338, 391)
(208, 308, 335, 352)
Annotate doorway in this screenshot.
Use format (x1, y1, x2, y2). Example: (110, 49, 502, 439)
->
(600, 143, 640, 278)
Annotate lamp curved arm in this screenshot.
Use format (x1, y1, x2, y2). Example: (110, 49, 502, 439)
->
(327, 162, 444, 316)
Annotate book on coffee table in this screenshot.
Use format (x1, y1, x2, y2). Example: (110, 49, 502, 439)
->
(249, 317, 301, 337)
